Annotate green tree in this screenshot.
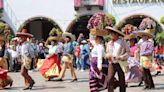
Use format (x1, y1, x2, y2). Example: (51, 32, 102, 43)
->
(155, 31, 164, 44)
(160, 16, 164, 24)
(0, 22, 6, 32)
(106, 13, 116, 26)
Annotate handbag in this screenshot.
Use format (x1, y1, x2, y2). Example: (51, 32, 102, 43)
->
(140, 56, 153, 69)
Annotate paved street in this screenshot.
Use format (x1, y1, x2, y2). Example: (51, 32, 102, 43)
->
(1, 70, 164, 92)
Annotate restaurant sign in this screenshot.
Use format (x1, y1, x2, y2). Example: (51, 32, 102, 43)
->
(113, 0, 164, 4)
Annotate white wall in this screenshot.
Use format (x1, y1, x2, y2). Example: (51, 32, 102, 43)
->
(2, 0, 164, 34)
(106, 0, 164, 25)
(2, 0, 77, 33)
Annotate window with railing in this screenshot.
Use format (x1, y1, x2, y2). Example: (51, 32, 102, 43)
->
(0, 0, 3, 11)
(74, 0, 104, 10)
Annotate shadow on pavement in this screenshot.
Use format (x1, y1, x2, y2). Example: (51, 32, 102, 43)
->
(32, 86, 65, 90)
(2, 85, 65, 90)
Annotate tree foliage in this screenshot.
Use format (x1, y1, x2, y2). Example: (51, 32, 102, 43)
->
(160, 16, 164, 24)
(106, 13, 116, 26)
(155, 31, 164, 44)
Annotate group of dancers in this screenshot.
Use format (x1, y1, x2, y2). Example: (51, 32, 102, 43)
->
(0, 26, 163, 92)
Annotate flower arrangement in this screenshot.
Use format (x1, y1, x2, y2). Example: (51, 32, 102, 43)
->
(87, 12, 112, 30)
(87, 12, 112, 36)
(139, 17, 156, 30)
(121, 24, 138, 35)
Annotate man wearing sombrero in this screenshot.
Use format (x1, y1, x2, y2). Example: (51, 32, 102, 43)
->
(106, 26, 129, 92)
(55, 32, 77, 82)
(16, 29, 35, 90)
(137, 29, 155, 89)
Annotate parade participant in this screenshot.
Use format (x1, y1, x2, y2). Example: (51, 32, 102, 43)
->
(55, 33, 77, 82)
(154, 43, 163, 75)
(80, 40, 90, 71)
(77, 33, 85, 43)
(16, 29, 35, 90)
(137, 29, 155, 89)
(29, 38, 39, 70)
(38, 42, 46, 59)
(106, 26, 129, 92)
(0, 37, 13, 89)
(9, 37, 20, 72)
(74, 43, 81, 70)
(124, 34, 143, 85)
(39, 36, 61, 81)
(89, 34, 108, 92)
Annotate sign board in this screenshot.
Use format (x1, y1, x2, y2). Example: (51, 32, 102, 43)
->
(112, 0, 164, 4)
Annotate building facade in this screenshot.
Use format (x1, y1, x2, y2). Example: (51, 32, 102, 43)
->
(0, 0, 163, 40)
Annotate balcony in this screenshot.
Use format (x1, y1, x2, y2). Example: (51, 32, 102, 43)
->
(0, 0, 3, 17)
(74, 0, 104, 11)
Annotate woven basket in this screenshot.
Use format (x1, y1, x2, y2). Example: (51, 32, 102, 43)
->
(90, 28, 109, 36)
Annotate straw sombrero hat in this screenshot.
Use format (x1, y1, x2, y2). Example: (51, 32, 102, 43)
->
(48, 36, 58, 41)
(16, 29, 33, 38)
(124, 34, 136, 40)
(62, 32, 74, 41)
(137, 29, 154, 38)
(106, 26, 125, 36)
(81, 40, 87, 44)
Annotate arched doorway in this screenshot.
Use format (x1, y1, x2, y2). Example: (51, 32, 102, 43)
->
(18, 16, 61, 41)
(66, 15, 92, 39)
(117, 14, 163, 34)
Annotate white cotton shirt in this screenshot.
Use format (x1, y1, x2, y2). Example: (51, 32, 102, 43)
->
(91, 44, 105, 70)
(48, 45, 58, 55)
(21, 42, 34, 58)
(112, 39, 122, 63)
(9, 49, 18, 59)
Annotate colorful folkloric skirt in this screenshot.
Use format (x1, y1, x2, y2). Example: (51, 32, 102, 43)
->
(0, 67, 13, 88)
(39, 54, 61, 79)
(89, 57, 108, 91)
(125, 57, 143, 83)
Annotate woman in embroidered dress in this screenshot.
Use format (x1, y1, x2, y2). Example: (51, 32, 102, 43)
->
(39, 37, 61, 81)
(89, 34, 108, 92)
(0, 37, 13, 89)
(124, 34, 143, 85)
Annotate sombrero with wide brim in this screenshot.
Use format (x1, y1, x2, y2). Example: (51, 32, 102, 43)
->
(48, 36, 58, 41)
(11, 37, 19, 41)
(81, 40, 87, 44)
(106, 26, 125, 36)
(62, 32, 74, 41)
(16, 29, 33, 38)
(124, 34, 137, 40)
(137, 29, 154, 38)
